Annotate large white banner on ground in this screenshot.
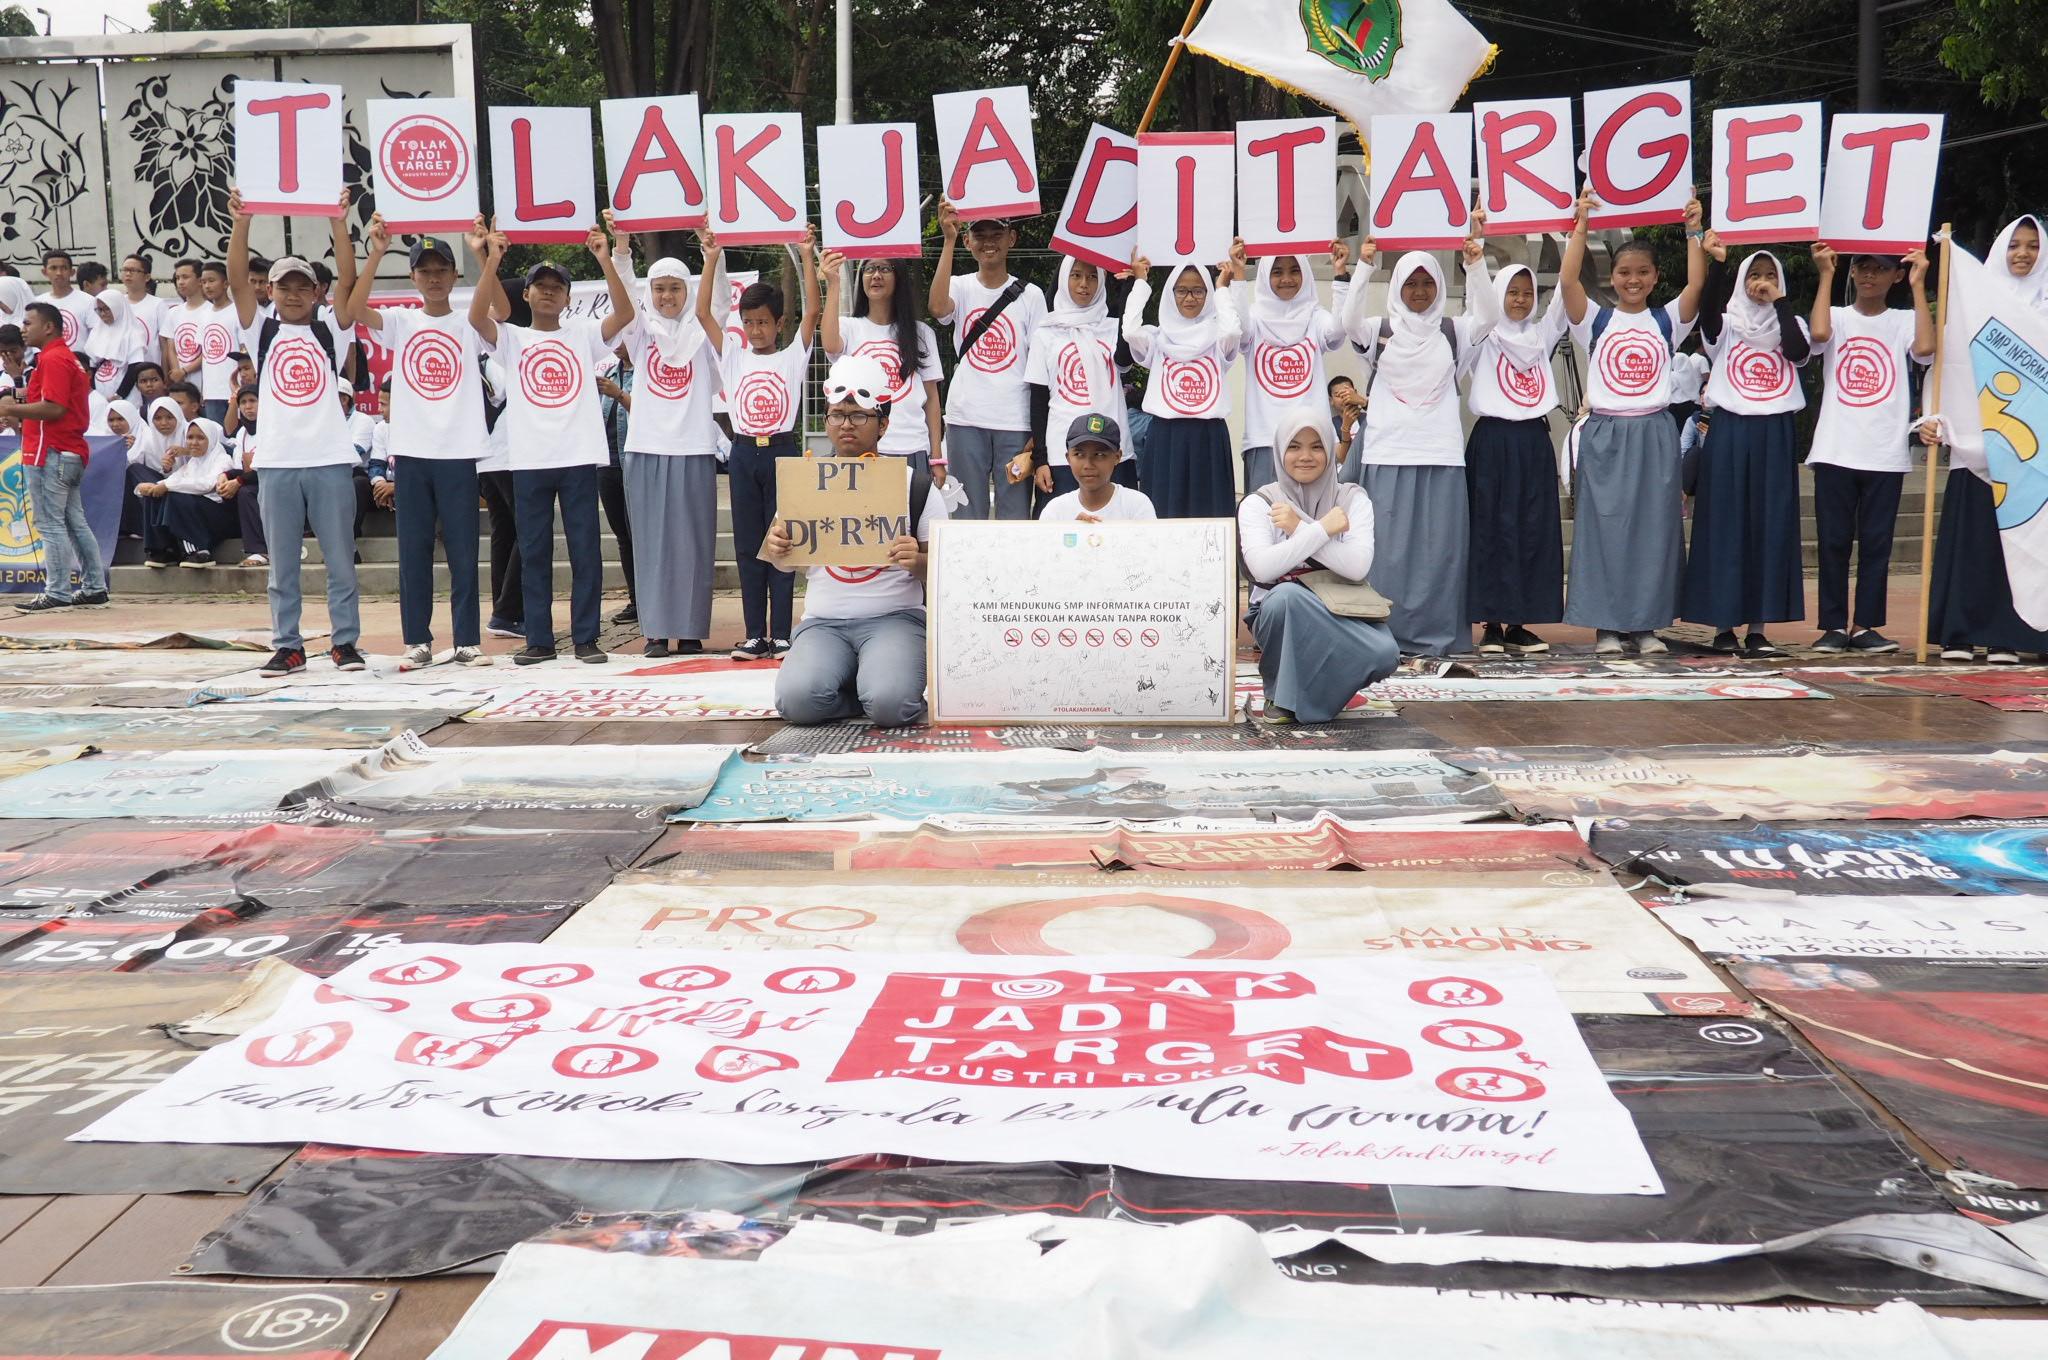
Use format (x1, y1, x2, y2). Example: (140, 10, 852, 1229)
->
(1651, 896, 2048, 962)
(927, 520, 1238, 723)
(77, 944, 1660, 1193)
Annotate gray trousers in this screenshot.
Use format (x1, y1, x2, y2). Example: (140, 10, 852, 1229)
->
(946, 425, 1033, 520)
(259, 463, 360, 650)
(774, 608, 927, 726)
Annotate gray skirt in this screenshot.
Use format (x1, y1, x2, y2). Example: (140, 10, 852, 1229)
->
(1249, 582, 1400, 722)
(1564, 412, 1683, 633)
(1363, 463, 1469, 656)
(622, 451, 716, 640)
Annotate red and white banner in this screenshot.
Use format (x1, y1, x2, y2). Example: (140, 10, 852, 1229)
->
(1711, 102, 1823, 244)
(1051, 123, 1139, 271)
(601, 95, 709, 233)
(1370, 113, 1473, 250)
(367, 98, 478, 232)
(1820, 113, 1944, 253)
(234, 80, 346, 217)
(488, 106, 596, 244)
(818, 122, 923, 259)
(1136, 132, 1236, 265)
(932, 86, 1040, 219)
(1582, 81, 1693, 229)
(1235, 118, 1336, 257)
(78, 945, 1662, 1193)
(1474, 98, 1575, 235)
(705, 112, 807, 246)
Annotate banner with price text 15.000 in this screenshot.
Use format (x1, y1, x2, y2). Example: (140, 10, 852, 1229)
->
(927, 520, 1238, 724)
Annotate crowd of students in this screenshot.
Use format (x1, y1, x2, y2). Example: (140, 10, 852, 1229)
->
(2, 186, 2039, 719)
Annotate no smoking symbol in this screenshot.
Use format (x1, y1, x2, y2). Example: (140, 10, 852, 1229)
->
(1084, 628, 1104, 647)
(1113, 629, 1132, 647)
(1140, 629, 1160, 648)
(1058, 629, 1078, 647)
(1003, 628, 1023, 648)
(1030, 628, 1051, 647)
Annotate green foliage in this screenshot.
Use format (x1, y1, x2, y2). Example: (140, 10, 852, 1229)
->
(1943, 0, 2048, 117)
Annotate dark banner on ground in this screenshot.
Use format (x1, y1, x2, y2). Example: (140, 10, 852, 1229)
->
(1592, 819, 2048, 896)
(751, 717, 1442, 756)
(0, 706, 455, 749)
(0, 1279, 391, 1357)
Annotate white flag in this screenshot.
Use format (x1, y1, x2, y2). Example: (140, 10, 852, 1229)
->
(1186, 0, 1494, 147)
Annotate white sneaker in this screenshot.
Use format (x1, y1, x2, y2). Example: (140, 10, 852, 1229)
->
(1988, 649, 2021, 664)
(1594, 630, 1626, 656)
(1940, 646, 1975, 662)
(1632, 631, 1669, 655)
(452, 645, 488, 666)
(400, 643, 434, 669)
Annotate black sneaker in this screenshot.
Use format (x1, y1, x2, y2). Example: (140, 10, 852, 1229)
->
(1848, 630, 1900, 654)
(487, 618, 524, 639)
(330, 643, 367, 672)
(145, 555, 173, 569)
(674, 639, 704, 655)
(73, 590, 109, 608)
(611, 603, 638, 625)
(575, 641, 609, 664)
(1503, 626, 1549, 654)
(731, 637, 773, 661)
(179, 549, 214, 567)
(1477, 623, 1506, 654)
(1709, 630, 1741, 655)
(642, 640, 671, 658)
(513, 645, 557, 665)
(14, 594, 68, 613)
(771, 638, 792, 657)
(1812, 630, 1852, 653)
(259, 646, 307, 677)
(1743, 633, 1786, 659)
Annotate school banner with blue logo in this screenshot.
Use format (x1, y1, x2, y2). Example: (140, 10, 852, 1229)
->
(1940, 247, 2048, 630)
(0, 434, 126, 595)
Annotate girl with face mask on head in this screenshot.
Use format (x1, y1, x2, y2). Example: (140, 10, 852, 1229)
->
(1122, 251, 1244, 519)
(1232, 240, 1353, 493)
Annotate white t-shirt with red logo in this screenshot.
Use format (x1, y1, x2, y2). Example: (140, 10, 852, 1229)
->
(618, 319, 720, 456)
(1808, 306, 1929, 474)
(1234, 279, 1350, 453)
(938, 274, 1045, 432)
(39, 289, 98, 352)
(719, 341, 809, 439)
(1703, 318, 1810, 417)
(1464, 300, 1570, 422)
(490, 319, 615, 472)
(828, 317, 941, 456)
(1568, 300, 1698, 417)
(801, 477, 949, 620)
(380, 308, 485, 462)
(240, 307, 355, 470)
(1123, 278, 1242, 423)
(1024, 317, 1129, 468)
(200, 301, 240, 401)
(167, 301, 210, 377)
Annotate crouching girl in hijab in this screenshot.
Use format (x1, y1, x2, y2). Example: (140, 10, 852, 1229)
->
(1238, 408, 1399, 724)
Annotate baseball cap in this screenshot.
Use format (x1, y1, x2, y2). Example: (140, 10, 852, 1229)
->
(409, 236, 456, 268)
(966, 216, 1014, 234)
(1065, 412, 1121, 451)
(523, 261, 570, 288)
(1850, 252, 1903, 268)
(823, 354, 893, 411)
(267, 256, 317, 286)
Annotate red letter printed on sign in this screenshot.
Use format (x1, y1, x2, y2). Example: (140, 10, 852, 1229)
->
(1064, 143, 1137, 239)
(947, 96, 1035, 203)
(1245, 126, 1322, 234)
(615, 104, 704, 211)
(1589, 91, 1688, 207)
(1481, 108, 1570, 217)
(1373, 123, 1465, 235)
(1843, 123, 1932, 231)
(1724, 113, 1805, 223)
(247, 91, 331, 193)
(717, 122, 795, 225)
(511, 117, 573, 223)
(839, 129, 908, 240)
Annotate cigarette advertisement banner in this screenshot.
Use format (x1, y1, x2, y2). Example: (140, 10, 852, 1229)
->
(78, 944, 1662, 1194)
(1592, 818, 2048, 896)
(1653, 897, 2048, 963)
(0, 1280, 393, 1360)
(286, 733, 739, 816)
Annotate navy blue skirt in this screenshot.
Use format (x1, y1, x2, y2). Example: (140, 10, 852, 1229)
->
(1142, 417, 1235, 519)
(1680, 410, 1804, 628)
(1465, 415, 1563, 624)
(1929, 466, 2048, 651)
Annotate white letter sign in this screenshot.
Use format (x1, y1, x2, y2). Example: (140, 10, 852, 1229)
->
(601, 95, 707, 233)
(1820, 113, 1944, 254)
(705, 112, 806, 246)
(818, 123, 922, 259)
(1137, 132, 1235, 265)
(1370, 114, 1472, 250)
(1236, 117, 1336, 257)
(933, 86, 1040, 218)
(368, 98, 478, 233)
(1051, 124, 1139, 272)
(1474, 98, 1575, 235)
(235, 80, 345, 217)
(1583, 81, 1693, 229)
(1711, 102, 1823, 244)
(488, 105, 596, 244)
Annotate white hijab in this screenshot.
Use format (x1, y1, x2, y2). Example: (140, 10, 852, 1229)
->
(1990, 216, 2048, 306)
(1487, 264, 1555, 369)
(1721, 250, 1787, 348)
(133, 396, 188, 471)
(0, 277, 32, 325)
(105, 397, 143, 446)
(89, 290, 148, 365)
(185, 416, 225, 461)
(1256, 406, 1342, 522)
(1154, 260, 1220, 360)
(1041, 256, 1111, 410)
(1251, 254, 1317, 344)
(639, 257, 706, 370)
(1379, 251, 1455, 407)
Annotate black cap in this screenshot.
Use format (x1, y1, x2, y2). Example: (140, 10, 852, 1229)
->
(409, 236, 456, 268)
(523, 261, 570, 288)
(1065, 412, 1121, 451)
(1849, 252, 1903, 268)
(966, 216, 1014, 233)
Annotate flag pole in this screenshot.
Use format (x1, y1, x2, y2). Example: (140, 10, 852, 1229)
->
(1915, 221, 1954, 664)
(1137, 0, 1211, 135)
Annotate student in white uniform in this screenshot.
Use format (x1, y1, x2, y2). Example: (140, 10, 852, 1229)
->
(197, 262, 239, 422)
(1233, 240, 1352, 493)
(1122, 253, 1242, 519)
(822, 253, 943, 473)
(1037, 413, 1155, 522)
(930, 202, 1045, 519)
(1025, 255, 1134, 512)
(36, 249, 98, 353)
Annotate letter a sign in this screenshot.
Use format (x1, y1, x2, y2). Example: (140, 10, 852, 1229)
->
(236, 80, 346, 216)
(933, 87, 1040, 219)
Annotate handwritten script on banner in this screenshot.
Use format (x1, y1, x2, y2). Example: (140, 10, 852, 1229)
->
(75, 945, 1660, 1194)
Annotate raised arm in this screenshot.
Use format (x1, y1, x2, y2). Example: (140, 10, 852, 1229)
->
(1321, 239, 1353, 349)
(1676, 194, 1709, 325)
(327, 187, 357, 325)
(1121, 256, 1155, 363)
(1906, 247, 1935, 359)
(695, 228, 725, 355)
(226, 188, 257, 329)
(1459, 233, 1499, 343)
(795, 224, 821, 347)
(1560, 187, 1594, 327)
(1808, 243, 1837, 345)
(343, 211, 392, 332)
(595, 219, 635, 343)
(929, 199, 960, 321)
(467, 224, 507, 347)
(818, 249, 846, 355)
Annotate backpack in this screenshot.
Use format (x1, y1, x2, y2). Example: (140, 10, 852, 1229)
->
(1589, 305, 1676, 353)
(909, 466, 933, 536)
(1375, 315, 1461, 366)
(254, 315, 340, 382)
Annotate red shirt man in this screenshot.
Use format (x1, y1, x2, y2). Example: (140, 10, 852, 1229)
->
(13, 312, 89, 466)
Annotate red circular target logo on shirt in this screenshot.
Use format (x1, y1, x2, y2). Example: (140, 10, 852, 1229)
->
(402, 329, 464, 400)
(57, 307, 80, 345)
(1160, 356, 1220, 414)
(962, 308, 1018, 373)
(1496, 354, 1546, 408)
(734, 371, 790, 431)
(1255, 339, 1315, 399)
(1597, 331, 1665, 398)
(1055, 339, 1114, 406)
(379, 114, 470, 201)
(642, 346, 694, 400)
(826, 565, 888, 583)
(173, 320, 202, 367)
(1726, 341, 1793, 402)
(202, 321, 232, 364)
(852, 338, 913, 403)
(518, 338, 583, 409)
(95, 357, 120, 384)
(267, 336, 332, 407)
(1833, 336, 1896, 408)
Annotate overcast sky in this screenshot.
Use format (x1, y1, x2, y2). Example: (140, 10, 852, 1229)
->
(38, 2, 154, 35)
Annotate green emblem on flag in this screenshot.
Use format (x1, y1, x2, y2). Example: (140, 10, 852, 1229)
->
(1301, 0, 1404, 81)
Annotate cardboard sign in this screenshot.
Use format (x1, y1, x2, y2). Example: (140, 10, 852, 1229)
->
(1475, 98, 1576, 235)
(928, 519, 1238, 723)
(932, 86, 1040, 218)
(1236, 117, 1336, 256)
(771, 455, 912, 566)
(1370, 113, 1473, 250)
(1136, 132, 1235, 265)
(1583, 81, 1693, 229)
(1051, 123, 1139, 271)
(601, 95, 708, 232)
(705, 112, 806, 245)
(1821, 113, 1944, 253)
(234, 80, 345, 216)
(367, 98, 478, 232)
(1712, 102, 1823, 244)
(818, 122, 922, 259)
(487, 105, 595, 244)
